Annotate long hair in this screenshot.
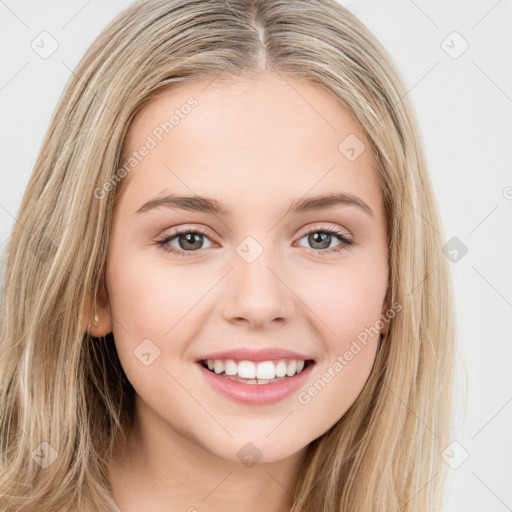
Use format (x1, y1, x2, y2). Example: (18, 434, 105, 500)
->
(0, 1, 456, 510)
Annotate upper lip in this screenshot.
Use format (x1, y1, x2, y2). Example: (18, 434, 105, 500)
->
(196, 347, 315, 363)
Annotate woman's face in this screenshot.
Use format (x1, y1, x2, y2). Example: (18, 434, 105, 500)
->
(100, 71, 389, 463)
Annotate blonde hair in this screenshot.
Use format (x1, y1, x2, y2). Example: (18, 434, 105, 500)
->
(0, 0, 456, 510)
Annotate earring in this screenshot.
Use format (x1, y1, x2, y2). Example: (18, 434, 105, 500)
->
(91, 314, 99, 327)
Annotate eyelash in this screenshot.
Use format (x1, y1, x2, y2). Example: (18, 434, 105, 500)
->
(155, 224, 354, 258)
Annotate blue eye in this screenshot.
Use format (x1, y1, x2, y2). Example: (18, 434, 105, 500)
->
(156, 224, 354, 257)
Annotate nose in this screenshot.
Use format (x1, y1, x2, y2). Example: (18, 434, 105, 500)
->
(221, 250, 296, 329)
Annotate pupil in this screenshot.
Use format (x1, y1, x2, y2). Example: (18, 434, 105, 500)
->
(180, 232, 202, 250)
(309, 232, 330, 249)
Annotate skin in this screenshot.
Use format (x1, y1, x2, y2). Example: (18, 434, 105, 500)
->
(87, 71, 390, 512)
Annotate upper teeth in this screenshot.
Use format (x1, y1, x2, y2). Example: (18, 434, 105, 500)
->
(205, 359, 306, 379)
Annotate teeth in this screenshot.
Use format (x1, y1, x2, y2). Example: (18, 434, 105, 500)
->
(204, 358, 309, 380)
(256, 361, 275, 380)
(224, 359, 238, 376)
(238, 360, 256, 379)
(213, 360, 224, 374)
(286, 360, 297, 377)
(275, 361, 287, 377)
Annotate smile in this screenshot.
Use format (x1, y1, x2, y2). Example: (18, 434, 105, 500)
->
(199, 358, 312, 384)
(196, 358, 316, 405)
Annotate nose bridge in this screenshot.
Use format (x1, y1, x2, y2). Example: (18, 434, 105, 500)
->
(221, 234, 295, 326)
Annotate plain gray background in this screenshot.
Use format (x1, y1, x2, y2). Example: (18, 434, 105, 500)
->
(1, 1, 511, 510)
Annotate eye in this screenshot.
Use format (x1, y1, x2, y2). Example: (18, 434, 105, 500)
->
(155, 227, 215, 257)
(295, 224, 354, 254)
(155, 223, 354, 258)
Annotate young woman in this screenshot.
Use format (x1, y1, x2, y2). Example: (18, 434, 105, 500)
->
(0, 1, 456, 511)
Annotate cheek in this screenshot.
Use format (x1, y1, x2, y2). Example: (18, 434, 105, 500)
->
(299, 257, 386, 398)
(302, 259, 387, 347)
(106, 244, 199, 332)
(294, 264, 386, 434)
(105, 263, 189, 398)
(105, 252, 211, 368)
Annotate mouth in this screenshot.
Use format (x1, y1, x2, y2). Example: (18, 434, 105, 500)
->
(195, 356, 316, 405)
(197, 358, 316, 385)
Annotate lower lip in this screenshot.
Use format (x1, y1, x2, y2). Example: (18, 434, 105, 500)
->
(196, 362, 314, 405)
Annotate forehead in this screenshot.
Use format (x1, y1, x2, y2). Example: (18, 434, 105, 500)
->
(116, 72, 382, 218)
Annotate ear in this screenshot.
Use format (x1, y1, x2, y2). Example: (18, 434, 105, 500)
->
(80, 280, 113, 337)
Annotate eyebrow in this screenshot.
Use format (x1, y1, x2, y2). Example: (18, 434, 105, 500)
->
(136, 191, 374, 218)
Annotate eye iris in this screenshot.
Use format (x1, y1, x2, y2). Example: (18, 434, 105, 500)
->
(179, 232, 203, 250)
(309, 232, 331, 249)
